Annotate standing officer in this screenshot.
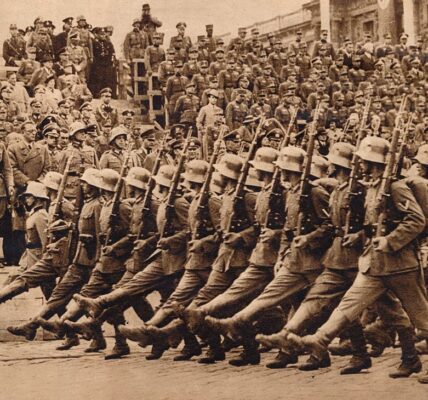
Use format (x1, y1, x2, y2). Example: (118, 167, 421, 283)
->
(140, 3, 163, 44)
(170, 22, 192, 52)
(95, 88, 119, 128)
(3, 24, 27, 66)
(99, 127, 128, 173)
(144, 32, 166, 77)
(225, 90, 249, 130)
(67, 31, 88, 83)
(165, 61, 189, 124)
(123, 19, 149, 65)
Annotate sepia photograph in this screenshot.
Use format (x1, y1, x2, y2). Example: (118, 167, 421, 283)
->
(0, 0, 427, 399)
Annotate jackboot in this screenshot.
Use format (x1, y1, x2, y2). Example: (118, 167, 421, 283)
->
(146, 319, 185, 348)
(7, 319, 39, 341)
(328, 339, 353, 356)
(299, 352, 331, 371)
(173, 332, 202, 361)
(117, 323, 152, 346)
(266, 351, 298, 369)
(389, 327, 422, 378)
(364, 319, 394, 357)
(229, 339, 260, 367)
(145, 339, 169, 360)
(84, 324, 107, 353)
(105, 326, 130, 360)
(35, 317, 67, 338)
(340, 323, 372, 375)
(56, 334, 80, 350)
(205, 315, 249, 341)
(0, 279, 27, 304)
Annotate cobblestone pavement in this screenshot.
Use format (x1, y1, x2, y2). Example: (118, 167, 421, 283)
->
(0, 339, 427, 400)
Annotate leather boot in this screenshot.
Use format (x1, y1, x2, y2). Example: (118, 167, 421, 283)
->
(198, 345, 226, 364)
(117, 323, 152, 345)
(182, 307, 207, 333)
(0, 279, 27, 304)
(64, 320, 100, 341)
(205, 315, 249, 341)
(56, 334, 80, 350)
(389, 327, 422, 378)
(84, 327, 107, 353)
(105, 327, 130, 360)
(146, 319, 185, 349)
(229, 340, 260, 367)
(221, 336, 239, 352)
(73, 294, 104, 319)
(340, 323, 372, 375)
(364, 319, 394, 357)
(328, 339, 353, 356)
(255, 329, 290, 351)
(145, 339, 169, 360)
(7, 320, 39, 341)
(299, 352, 331, 371)
(35, 317, 66, 338)
(266, 351, 298, 369)
(173, 332, 202, 361)
(131, 297, 154, 322)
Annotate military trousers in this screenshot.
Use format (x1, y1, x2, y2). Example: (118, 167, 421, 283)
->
(45, 264, 93, 313)
(119, 258, 183, 300)
(234, 265, 321, 323)
(148, 268, 211, 326)
(324, 270, 428, 339)
(189, 267, 247, 309)
(286, 268, 412, 334)
(79, 269, 125, 299)
(15, 259, 66, 290)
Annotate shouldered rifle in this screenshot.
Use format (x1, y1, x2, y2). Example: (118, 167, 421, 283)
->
(343, 98, 371, 236)
(394, 112, 413, 178)
(135, 130, 171, 241)
(296, 102, 322, 236)
(159, 127, 193, 240)
(225, 116, 265, 234)
(262, 117, 293, 230)
(52, 151, 74, 222)
(192, 126, 227, 240)
(104, 145, 132, 246)
(375, 95, 408, 237)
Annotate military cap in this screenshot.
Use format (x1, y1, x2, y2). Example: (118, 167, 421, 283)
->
(76, 15, 86, 22)
(20, 181, 48, 200)
(40, 54, 53, 63)
(105, 25, 113, 33)
(125, 167, 151, 190)
(385, 46, 394, 55)
(189, 46, 198, 53)
(108, 126, 127, 144)
(92, 27, 103, 34)
(274, 39, 282, 45)
(174, 60, 184, 67)
(199, 60, 209, 68)
(215, 48, 225, 54)
(142, 3, 150, 9)
(0, 84, 12, 93)
(63, 17, 73, 24)
(154, 165, 176, 188)
(9, 24, 17, 30)
(344, 37, 351, 44)
(26, 26, 34, 33)
(275, 146, 306, 172)
(266, 128, 284, 141)
(58, 47, 70, 56)
(42, 171, 63, 191)
(99, 169, 120, 192)
(238, 27, 246, 33)
(384, 32, 392, 39)
(68, 31, 80, 40)
(18, 29, 25, 35)
(355, 136, 390, 164)
(34, 17, 44, 25)
(208, 89, 219, 98)
(170, 123, 186, 134)
(354, 90, 364, 98)
(364, 32, 372, 38)
(223, 129, 241, 142)
(176, 22, 187, 28)
(132, 18, 141, 26)
(312, 57, 322, 64)
(79, 101, 93, 112)
(58, 99, 69, 107)
(267, 32, 275, 39)
(30, 99, 42, 107)
(375, 59, 384, 66)
(167, 48, 176, 55)
(44, 20, 55, 29)
(400, 33, 409, 40)
(414, 144, 428, 165)
(186, 82, 196, 89)
(99, 87, 112, 96)
(122, 109, 135, 118)
(217, 38, 225, 44)
(37, 114, 57, 132)
(372, 96, 382, 104)
(43, 123, 60, 137)
(183, 159, 209, 183)
(249, 146, 278, 173)
(214, 153, 243, 180)
(188, 138, 201, 148)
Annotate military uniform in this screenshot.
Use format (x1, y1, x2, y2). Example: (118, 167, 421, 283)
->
(174, 93, 200, 124)
(165, 74, 189, 123)
(67, 43, 87, 83)
(225, 100, 249, 130)
(99, 149, 126, 174)
(3, 35, 27, 66)
(123, 29, 149, 62)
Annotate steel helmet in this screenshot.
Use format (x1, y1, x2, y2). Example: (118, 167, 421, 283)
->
(414, 144, 428, 166)
(355, 136, 390, 164)
(98, 168, 120, 192)
(42, 171, 63, 191)
(69, 121, 87, 140)
(153, 165, 176, 188)
(327, 142, 356, 170)
(310, 155, 329, 179)
(108, 126, 127, 145)
(182, 159, 209, 184)
(125, 167, 151, 190)
(80, 168, 102, 188)
(20, 181, 49, 200)
(275, 146, 306, 172)
(214, 153, 243, 180)
(249, 146, 278, 173)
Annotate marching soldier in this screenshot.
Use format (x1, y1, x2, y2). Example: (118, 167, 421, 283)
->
(99, 127, 128, 173)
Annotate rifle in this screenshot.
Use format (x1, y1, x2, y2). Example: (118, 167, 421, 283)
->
(135, 130, 171, 241)
(343, 98, 371, 236)
(283, 106, 298, 148)
(52, 151, 74, 223)
(374, 95, 408, 238)
(225, 116, 265, 234)
(104, 145, 132, 246)
(159, 127, 194, 240)
(192, 126, 227, 240)
(394, 113, 413, 178)
(296, 102, 322, 236)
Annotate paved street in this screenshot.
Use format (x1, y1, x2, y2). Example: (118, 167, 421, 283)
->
(0, 338, 426, 400)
